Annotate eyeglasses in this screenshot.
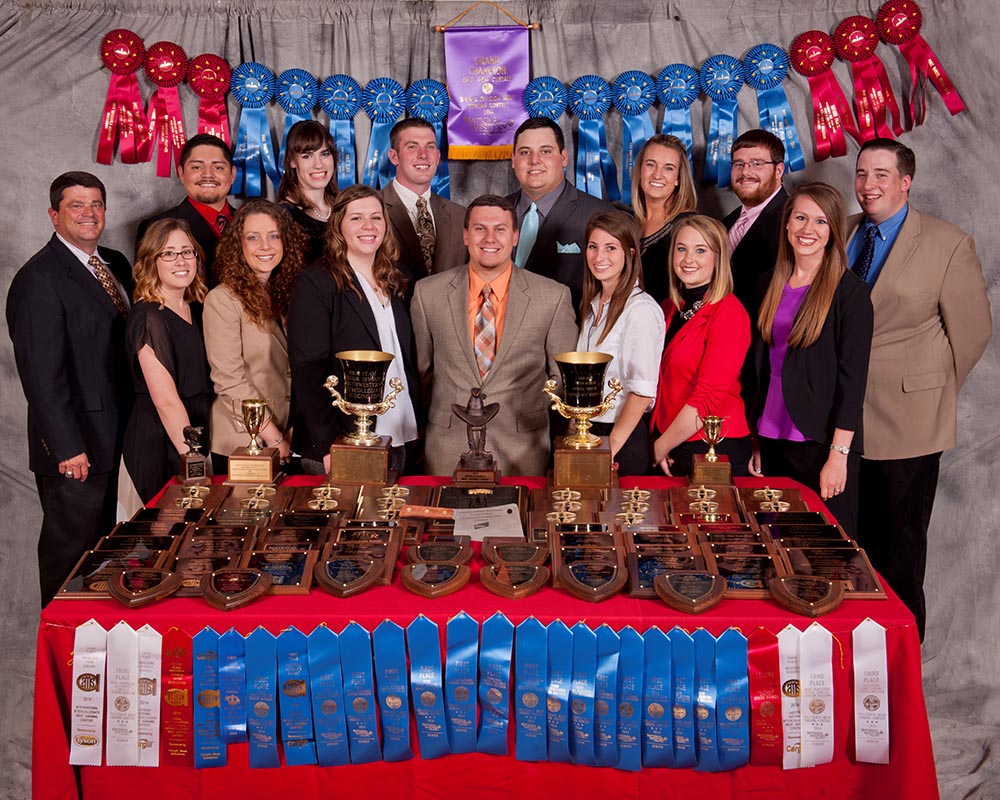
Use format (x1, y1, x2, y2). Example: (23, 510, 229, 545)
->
(157, 248, 197, 262)
(731, 159, 779, 171)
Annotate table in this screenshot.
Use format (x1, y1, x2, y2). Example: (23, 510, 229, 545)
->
(33, 476, 938, 799)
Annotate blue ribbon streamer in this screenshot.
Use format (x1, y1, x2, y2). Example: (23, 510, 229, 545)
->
(656, 64, 700, 164)
(307, 626, 350, 767)
(373, 620, 413, 762)
(669, 626, 696, 768)
(192, 627, 226, 769)
(569, 621, 598, 766)
(693, 629, 723, 772)
(245, 627, 280, 769)
(407, 79, 451, 199)
(230, 62, 279, 197)
(361, 77, 405, 189)
(276, 626, 317, 766)
(275, 68, 319, 176)
(743, 44, 806, 172)
(320, 74, 362, 189)
(514, 617, 548, 762)
(339, 621, 381, 764)
(445, 612, 479, 754)
(546, 619, 573, 763)
(716, 629, 750, 770)
(616, 627, 644, 772)
(218, 628, 247, 745)
(477, 612, 514, 756)
(594, 624, 621, 767)
(641, 625, 673, 767)
(700, 55, 745, 187)
(613, 70, 657, 201)
(524, 75, 568, 120)
(569, 75, 620, 201)
(406, 615, 450, 760)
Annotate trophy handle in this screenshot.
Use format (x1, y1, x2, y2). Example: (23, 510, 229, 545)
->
(324, 375, 346, 413)
(543, 379, 573, 420)
(374, 377, 404, 414)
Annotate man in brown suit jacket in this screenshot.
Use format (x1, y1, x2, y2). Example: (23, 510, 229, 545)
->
(411, 195, 578, 476)
(848, 139, 992, 640)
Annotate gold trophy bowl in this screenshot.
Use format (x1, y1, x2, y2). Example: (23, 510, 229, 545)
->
(543, 351, 623, 449)
(325, 350, 404, 447)
(699, 414, 726, 462)
(241, 399, 270, 455)
(691, 414, 732, 485)
(227, 398, 282, 484)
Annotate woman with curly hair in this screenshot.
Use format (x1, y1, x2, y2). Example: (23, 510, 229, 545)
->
(277, 120, 338, 264)
(203, 200, 308, 474)
(288, 184, 420, 475)
(123, 218, 212, 502)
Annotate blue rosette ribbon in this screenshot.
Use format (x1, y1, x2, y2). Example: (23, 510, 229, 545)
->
(406, 79, 451, 199)
(361, 77, 405, 188)
(523, 76, 568, 121)
(568, 75, 619, 201)
(320, 74, 362, 189)
(230, 62, 278, 197)
(699, 55, 744, 187)
(743, 44, 805, 172)
(656, 63, 700, 162)
(275, 68, 319, 175)
(612, 70, 656, 201)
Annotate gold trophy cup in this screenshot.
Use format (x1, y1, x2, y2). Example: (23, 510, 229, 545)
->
(227, 399, 282, 484)
(691, 414, 731, 485)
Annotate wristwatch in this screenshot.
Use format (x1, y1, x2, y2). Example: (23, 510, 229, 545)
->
(829, 444, 850, 456)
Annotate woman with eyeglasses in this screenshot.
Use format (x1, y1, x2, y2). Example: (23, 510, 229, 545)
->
(123, 219, 212, 502)
(277, 120, 339, 264)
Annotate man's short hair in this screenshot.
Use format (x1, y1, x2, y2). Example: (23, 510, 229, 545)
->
(49, 172, 107, 210)
(180, 133, 234, 168)
(858, 138, 916, 180)
(512, 117, 565, 152)
(389, 117, 436, 151)
(464, 194, 518, 230)
(731, 129, 785, 163)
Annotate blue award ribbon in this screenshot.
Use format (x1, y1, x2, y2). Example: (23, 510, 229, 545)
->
(307, 625, 350, 766)
(230, 62, 278, 197)
(616, 626, 644, 772)
(742, 43, 805, 172)
(445, 612, 479, 754)
(656, 63, 700, 163)
(218, 628, 247, 745)
(192, 627, 226, 768)
(641, 625, 673, 767)
(569, 621, 597, 766)
(373, 620, 413, 761)
(406, 79, 451, 199)
(546, 619, 573, 763)
(700, 54, 745, 188)
(524, 76, 568, 121)
(477, 611, 514, 756)
(276, 626, 317, 766)
(568, 75, 620, 201)
(693, 629, 723, 771)
(339, 621, 381, 764)
(514, 617, 548, 762)
(275, 68, 319, 176)
(320, 74, 362, 189)
(406, 615, 449, 760)
(716, 628, 750, 769)
(612, 70, 657, 201)
(669, 626, 696, 768)
(594, 624, 621, 768)
(245, 627, 280, 768)
(361, 77, 405, 188)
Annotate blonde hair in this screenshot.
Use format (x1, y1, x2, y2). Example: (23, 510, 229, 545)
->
(631, 134, 697, 227)
(133, 219, 208, 306)
(666, 215, 734, 310)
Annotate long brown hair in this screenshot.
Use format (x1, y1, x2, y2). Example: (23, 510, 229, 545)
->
(276, 120, 339, 213)
(757, 182, 848, 349)
(579, 210, 643, 344)
(213, 200, 308, 324)
(666, 215, 734, 310)
(133, 219, 208, 306)
(323, 184, 406, 298)
(631, 134, 697, 227)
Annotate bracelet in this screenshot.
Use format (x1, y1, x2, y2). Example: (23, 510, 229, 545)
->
(269, 435, 283, 447)
(829, 444, 850, 456)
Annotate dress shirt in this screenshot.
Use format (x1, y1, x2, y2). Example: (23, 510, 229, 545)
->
(733, 183, 783, 236)
(55, 233, 130, 305)
(390, 178, 435, 230)
(515, 181, 566, 228)
(467, 265, 512, 347)
(846, 203, 908, 287)
(188, 197, 232, 237)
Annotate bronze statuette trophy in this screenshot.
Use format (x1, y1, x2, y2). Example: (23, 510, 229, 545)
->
(543, 351, 622, 487)
(179, 425, 211, 486)
(227, 399, 282, 484)
(691, 414, 732, 485)
(452, 388, 501, 487)
(325, 350, 404, 484)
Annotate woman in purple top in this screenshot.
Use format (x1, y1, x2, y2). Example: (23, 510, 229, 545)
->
(748, 183, 873, 536)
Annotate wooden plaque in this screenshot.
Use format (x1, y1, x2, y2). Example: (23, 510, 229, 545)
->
(552, 439, 615, 488)
(628, 550, 708, 598)
(406, 540, 473, 566)
(780, 547, 885, 598)
(558, 561, 627, 602)
(480, 564, 550, 600)
(173, 556, 234, 595)
(56, 550, 167, 598)
(654, 572, 726, 613)
(227, 446, 282, 484)
(691, 454, 732, 486)
(314, 558, 382, 598)
(240, 550, 318, 595)
(481, 538, 547, 566)
(201, 568, 272, 611)
(401, 563, 471, 598)
(768, 575, 845, 617)
(328, 437, 392, 485)
(107, 568, 184, 608)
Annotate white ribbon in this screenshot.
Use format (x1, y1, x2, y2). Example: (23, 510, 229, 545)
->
(106, 621, 139, 766)
(137, 624, 163, 766)
(777, 624, 802, 770)
(799, 621, 834, 767)
(852, 618, 889, 764)
(69, 619, 107, 766)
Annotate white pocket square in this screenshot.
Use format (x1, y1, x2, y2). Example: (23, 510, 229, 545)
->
(556, 241, 581, 254)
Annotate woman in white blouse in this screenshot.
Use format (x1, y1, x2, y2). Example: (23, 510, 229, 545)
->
(576, 210, 666, 476)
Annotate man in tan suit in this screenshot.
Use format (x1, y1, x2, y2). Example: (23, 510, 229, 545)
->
(848, 139, 992, 640)
(411, 194, 578, 476)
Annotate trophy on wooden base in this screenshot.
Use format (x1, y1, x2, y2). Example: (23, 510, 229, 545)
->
(325, 350, 404, 485)
(452, 387, 501, 487)
(227, 399, 282, 484)
(691, 414, 732, 485)
(179, 426, 211, 486)
(543, 351, 622, 487)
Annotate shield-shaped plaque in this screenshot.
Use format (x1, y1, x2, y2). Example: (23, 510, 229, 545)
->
(314, 558, 382, 598)
(654, 572, 726, 613)
(400, 563, 471, 598)
(481, 538, 548, 566)
(480, 564, 550, 599)
(768, 575, 845, 617)
(201, 568, 272, 611)
(107, 568, 184, 608)
(406, 541, 473, 565)
(558, 561, 627, 602)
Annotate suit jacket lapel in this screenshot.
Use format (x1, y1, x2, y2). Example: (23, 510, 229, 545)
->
(384, 184, 424, 274)
(869, 209, 921, 310)
(346, 273, 382, 346)
(448, 268, 482, 384)
(489, 267, 528, 383)
(429, 193, 455, 272)
(52, 236, 120, 318)
(526, 182, 575, 270)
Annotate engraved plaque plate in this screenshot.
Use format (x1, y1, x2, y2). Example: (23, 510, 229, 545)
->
(713, 554, 780, 597)
(781, 547, 884, 597)
(401, 563, 471, 598)
(654, 572, 725, 613)
(241, 550, 318, 595)
(480, 564, 550, 600)
(56, 550, 166, 598)
(107, 568, 184, 608)
(481, 538, 547, 566)
(406, 541, 473, 566)
(751, 510, 828, 531)
(314, 558, 382, 598)
(227, 447, 282, 484)
(174, 556, 234, 595)
(628, 551, 708, 598)
(201, 567, 272, 611)
(558, 561, 627, 603)
(768, 575, 845, 617)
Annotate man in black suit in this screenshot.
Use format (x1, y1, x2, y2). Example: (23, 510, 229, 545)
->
(383, 118, 466, 289)
(6, 172, 134, 605)
(507, 117, 612, 310)
(136, 133, 236, 280)
(723, 129, 788, 314)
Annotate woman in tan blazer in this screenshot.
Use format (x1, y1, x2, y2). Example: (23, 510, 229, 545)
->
(204, 200, 308, 473)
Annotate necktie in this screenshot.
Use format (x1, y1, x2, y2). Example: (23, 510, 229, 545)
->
(474, 284, 496, 378)
(415, 196, 436, 274)
(216, 214, 228, 235)
(514, 202, 539, 268)
(728, 209, 751, 253)
(88, 256, 129, 319)
(852, 225, 880, 282)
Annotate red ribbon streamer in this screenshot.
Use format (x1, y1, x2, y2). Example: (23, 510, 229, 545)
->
(188, 53, 232, 146)
(747, 627, 783, 766)
(161, 627, 194, 767)
(96, 29, 147, 165)
(140, 41, 189, 177)
(835, 16, 904, 141)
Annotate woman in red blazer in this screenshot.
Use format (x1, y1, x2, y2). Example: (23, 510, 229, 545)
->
(650, 215, 752, 476)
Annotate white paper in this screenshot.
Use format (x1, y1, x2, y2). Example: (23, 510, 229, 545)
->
(452, 504, 523, 540)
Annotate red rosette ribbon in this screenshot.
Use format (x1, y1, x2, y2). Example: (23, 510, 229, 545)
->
(834, 15, 904, 141)
(876, 0, 965, 126)
(96, 29, 148, 165)
(789, 30, 861, 161)
(187, 54, 232, 145)
(140, 41, 189, 177)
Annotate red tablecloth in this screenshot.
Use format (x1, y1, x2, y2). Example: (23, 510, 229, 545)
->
(33, 476, 938, 799)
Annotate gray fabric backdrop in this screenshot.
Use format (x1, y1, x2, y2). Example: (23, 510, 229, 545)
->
(1, 1, 996, 796)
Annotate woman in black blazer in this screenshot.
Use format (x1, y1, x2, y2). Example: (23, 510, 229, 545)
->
(748, 182, 873, 536)
(287, 184, 420, 474)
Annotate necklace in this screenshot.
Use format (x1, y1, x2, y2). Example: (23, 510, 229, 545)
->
(679, 299, 704, 321)
(309, 207, 331, 221)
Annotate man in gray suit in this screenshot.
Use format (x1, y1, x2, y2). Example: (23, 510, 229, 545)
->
(383, 118, 466, 289)
(411, 195, 578, 476)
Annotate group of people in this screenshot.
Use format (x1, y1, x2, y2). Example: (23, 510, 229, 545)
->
(8, 117, 991, 644)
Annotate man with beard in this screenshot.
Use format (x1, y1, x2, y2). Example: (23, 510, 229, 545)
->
(723, 129, 787, 314)
(136, 133, 236, 282)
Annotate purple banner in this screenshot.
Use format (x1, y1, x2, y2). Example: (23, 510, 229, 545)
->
(445, 26, 530, 160)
